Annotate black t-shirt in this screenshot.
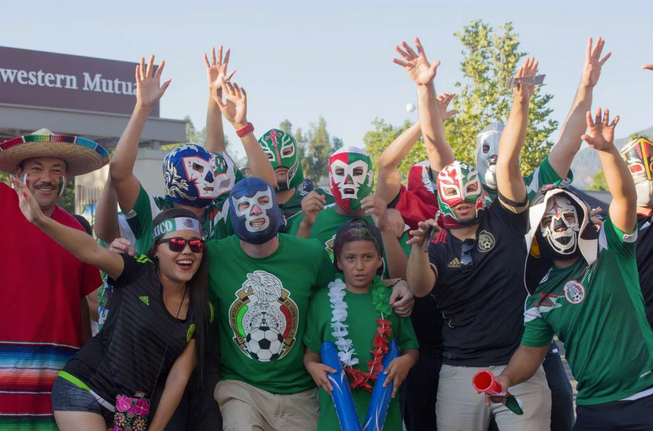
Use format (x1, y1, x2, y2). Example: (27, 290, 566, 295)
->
(636, 214, 653, 328)
(427, 199, 528, 366)
(64, 254, 196, 404)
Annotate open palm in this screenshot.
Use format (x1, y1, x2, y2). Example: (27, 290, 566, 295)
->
(393, 37, 440, 86)
(582, 108, 619, 151)
(205, 46, 236, 92)
(215, 81, 247, 126)
(135, 55, 171, 108)
(582, 37, 611, 88)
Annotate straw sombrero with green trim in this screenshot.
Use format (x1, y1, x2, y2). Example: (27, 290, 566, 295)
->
(0, 129, 110, 176)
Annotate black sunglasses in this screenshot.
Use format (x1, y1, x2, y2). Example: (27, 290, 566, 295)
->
(157, 237, 205, 253)
(460, 239, 475, 273)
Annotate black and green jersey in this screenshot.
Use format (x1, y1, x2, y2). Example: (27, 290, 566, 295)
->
(522, 217, 653, 405)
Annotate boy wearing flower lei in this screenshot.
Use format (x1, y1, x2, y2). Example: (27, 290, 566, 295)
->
(304, 218, 419, 430)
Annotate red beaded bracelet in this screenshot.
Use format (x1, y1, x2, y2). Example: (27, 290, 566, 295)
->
(236, 122, 254, 137)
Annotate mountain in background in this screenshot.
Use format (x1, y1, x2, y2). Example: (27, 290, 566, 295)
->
(570, 126, 653, 189)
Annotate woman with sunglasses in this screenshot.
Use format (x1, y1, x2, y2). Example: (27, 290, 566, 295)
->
(12, 176, 210, 431)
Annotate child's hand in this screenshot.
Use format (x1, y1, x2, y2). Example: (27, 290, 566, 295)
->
(306, 362, 336, 393)
(383, 356, 412, 398)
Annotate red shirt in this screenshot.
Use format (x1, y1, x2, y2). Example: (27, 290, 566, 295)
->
(0, 182, 102, 427)
(391, 162, 439, 231)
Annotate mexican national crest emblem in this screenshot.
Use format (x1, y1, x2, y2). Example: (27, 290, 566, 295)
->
(563, 280, 585, 305)
(229, 271, 299, 362)
(477, 230, 496, 253)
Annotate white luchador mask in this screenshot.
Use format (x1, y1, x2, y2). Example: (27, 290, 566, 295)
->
(232, 189, 275, 233)
(182, 155, 215, 199)
(328, 147, 374, 212)
(540, 195, 581, 255)
(475, 123, 505, 190)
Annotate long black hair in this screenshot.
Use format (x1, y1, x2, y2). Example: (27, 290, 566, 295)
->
(147, 208, 210, 385)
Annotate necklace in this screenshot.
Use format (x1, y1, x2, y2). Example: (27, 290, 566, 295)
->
(328, 275, 393, 392)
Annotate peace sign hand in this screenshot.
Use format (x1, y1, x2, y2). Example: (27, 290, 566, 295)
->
(135, 55, 171, 109)
(204, 46, 236, 94)
(581, 37, 611, 88)
(393, 37, 440, 86)
(581, 108, 620, 152)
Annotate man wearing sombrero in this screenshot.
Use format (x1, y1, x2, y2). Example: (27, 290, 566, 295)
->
(495, 108, 653, 429)
(0, 130, 107, 430)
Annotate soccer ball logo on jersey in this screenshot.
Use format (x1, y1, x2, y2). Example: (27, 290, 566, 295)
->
(563, 280, 585, 305)
(229, 271, 299, 362)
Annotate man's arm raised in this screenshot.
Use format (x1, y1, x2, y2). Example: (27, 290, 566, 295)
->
(110, 56, 171, 212)
(213, 81, 277, 188)
(393, 38, 455, 173)
(496, 58, 539, 207)
(205, 46, 235, 155)
(549, 38, 611, 178)
(581, 108, 636, 234)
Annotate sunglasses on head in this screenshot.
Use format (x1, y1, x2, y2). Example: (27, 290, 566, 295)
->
(460, 238, 475, 273)
(158, 237, 205, 253)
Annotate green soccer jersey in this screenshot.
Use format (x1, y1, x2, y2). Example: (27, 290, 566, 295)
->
(127, 184, 232, 253)
(288, 207, 411, 278)
(207, 234, 337, 394)
(282, 187, 335, 233)
(304, 285, 419, 431)
(522, 217, 653, 405)
(484, 156, 572, 202)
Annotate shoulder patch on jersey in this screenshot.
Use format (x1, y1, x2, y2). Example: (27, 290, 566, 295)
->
(135, 255, 153, 264)
(187, 323, 196, 343)
(139, 295, 149, 306)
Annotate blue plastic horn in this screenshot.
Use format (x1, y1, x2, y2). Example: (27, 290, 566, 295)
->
(321, 341, 363, 431)
(363, 339, 400, 431)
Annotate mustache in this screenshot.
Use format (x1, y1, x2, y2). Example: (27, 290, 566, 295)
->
(34, 181, 57, 189)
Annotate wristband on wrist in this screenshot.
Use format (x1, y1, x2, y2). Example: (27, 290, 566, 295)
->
(236, 122, 254, 137)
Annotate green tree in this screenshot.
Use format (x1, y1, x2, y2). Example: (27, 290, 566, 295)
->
(276, 117, 341, 181)
(279, 119, 293, 134)
(586, 169, 607, 191)
(446, 20, 557, 174)
(364, 119, 422, 179)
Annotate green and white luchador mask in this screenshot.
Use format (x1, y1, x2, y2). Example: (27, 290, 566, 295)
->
(328, 146, 374, 213)
(258, 129, 303, 191)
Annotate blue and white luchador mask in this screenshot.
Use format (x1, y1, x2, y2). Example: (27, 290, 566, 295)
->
(163, 144, 216, 208)
(228, 177, 282, 244)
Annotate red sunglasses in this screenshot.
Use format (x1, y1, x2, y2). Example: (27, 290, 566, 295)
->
(157, 237, 205, 253)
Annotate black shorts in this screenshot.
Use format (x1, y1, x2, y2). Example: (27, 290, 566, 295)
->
(51, 376, 114, 427)
(574, 392, 653, 431)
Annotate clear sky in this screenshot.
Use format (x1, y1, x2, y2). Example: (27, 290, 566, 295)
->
(4, 0, 653, 158)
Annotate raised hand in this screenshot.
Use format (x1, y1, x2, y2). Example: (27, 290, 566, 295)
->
(362, 194, 389, 231)
(581, 37, 611, 88)
(437, 92, 459, 120)
(512, 57, 539, 100)
(393, 37, 440, 86)
(204, 46, 236, 94)
(300, 191, 326, 228)
(135, 55, 171, 109)
(11, 176, 44, 225)
(214, 81, 248, 128)
(407, 219, 438, 248)
(581, 108, 620, 151)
